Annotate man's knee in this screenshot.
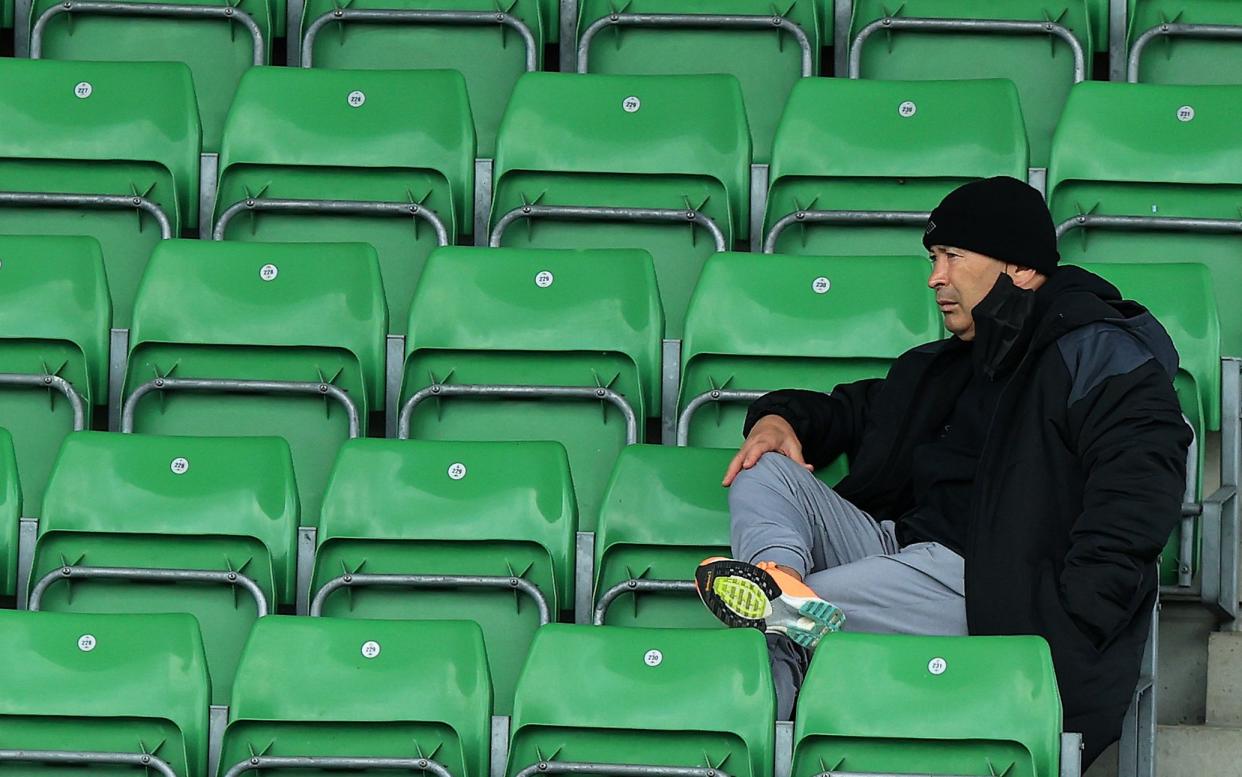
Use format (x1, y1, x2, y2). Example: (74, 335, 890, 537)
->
(728, 452, 802, 505)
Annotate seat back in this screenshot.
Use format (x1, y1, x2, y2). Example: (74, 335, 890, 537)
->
(793, 632, 1062, 777)
(594, 445, 733, 628)
(0, 59, 199, 325)
(224, 616, 492, 777)
(0, 609, 210, 777)
(1048, 81, 1242, 355)
(215, 67, 474, 332)
(315, 438, 576, 713)
(0, 428, 19, 597)
(1128, 0, 1242, 84)
(0, 235, 110, 515)
(509, 625, 774, 777)
(402, 246, 661, 530)
(35, 432, 298, 704)
(764, 77, 1028, 256)
(124, 239, 386, 526)
(491, 71, 750, 337)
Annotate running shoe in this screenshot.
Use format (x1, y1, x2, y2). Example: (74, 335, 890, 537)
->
(694, 557, 844, 649)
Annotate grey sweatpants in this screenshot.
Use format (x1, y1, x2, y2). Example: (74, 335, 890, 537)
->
(729, 452, 968, 718)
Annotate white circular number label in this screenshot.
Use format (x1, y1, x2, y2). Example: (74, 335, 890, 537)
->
(898, 100, 917, 118)
(812, 276, 831, 294)
(447, 462, 467, 481)
(170, 457, 189, 475)
(622, 96, 641, 113)
(347, 90, 366, 108)
(643, 649, 663, 667)
(927, 657, 947, 675)
(534, 270, 554, 288)
(74, 82, 93, 99)
(1176, 105, 1195, 122)
(361, 640, 381, 659)
(260, 264, 279, 282)
(78, 634, 97, 652)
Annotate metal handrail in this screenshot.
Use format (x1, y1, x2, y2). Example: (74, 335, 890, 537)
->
(593, 578, 696, 625)
(310, 572, 552, 623)
(1056, 213, 1242, 241)
(578, 13, 813, 76)
(121, 376, 362, 438)
(213, 197, 450, 246)
(676, 388, 765, 446)
(0, 191, 172, 239)
(28, 565, 270, 616)
(0, 373, 87, 431)
(1128, 22, 1242, 82)
(31, 1, 264, 63)
(398, 383, 639, 443)
(762, 209, 929, 254)
(0, 749, 178, 777)
(224, 754, 452, 777)
(849, 16, 1087, 82)
(514, 762, 732, 777)
(489, 204, 727, 253)
(302, 8, 538, 70)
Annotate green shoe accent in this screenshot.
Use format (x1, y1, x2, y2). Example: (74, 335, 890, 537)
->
(800, 599, 846, 631)
(712, 575, 770, 621)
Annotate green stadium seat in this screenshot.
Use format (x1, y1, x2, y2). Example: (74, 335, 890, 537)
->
(399, 246, 661, 531)
(296, 0, 542, 158)
(27, 0, 273, 153)
(793, 632, 1062, 777)
(313, 438, 575, 714)
(29, 432, 298, 704)
(121, 240, 386, 526)
(0, 235, 110, 515)
(0, 59, 199, 327)
(0, 609, 210, 777)
(222, 616, 492, 777)
(678, 253, 943, 484)
(0, 429, 18, 598)
(1048, 82, 1242, 356)
(489, 71, 750, 338)
(592, 445, 731, 629)
(574, 0, 819, 163)
(213, 67, 474, 333)
(508, 625, 774, 777)
(1126, 0, 1242, 84)
(763, 78, 1028, 256)
(847, 0, 1091, 168)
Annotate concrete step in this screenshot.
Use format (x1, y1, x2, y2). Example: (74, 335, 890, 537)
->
(1157, 724, 1242, 776)
(1206, 632, 1242, 726)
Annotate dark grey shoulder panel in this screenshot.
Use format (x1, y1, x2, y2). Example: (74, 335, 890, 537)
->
(1057, 322, 1156, 407)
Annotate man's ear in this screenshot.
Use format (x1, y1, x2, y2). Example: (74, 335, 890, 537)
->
(1008, 264, 1046, 291)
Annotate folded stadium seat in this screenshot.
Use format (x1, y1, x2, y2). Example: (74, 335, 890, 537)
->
(27, 432, 298, 705)
(1048, 82, 1242, 355)
(121, 240, 386, 526)
(221, 616, 491, 777)
(213, 67, 474, 333)
(678, 253, 943, 484)
(295, 0, 542, 159)
(574, 0, 818, 163)
(312, 438, 575, 714)
(507, 625, 774, 777)
(0, 59, 199, 327)
(1125, 0, 1242, 84)
(762, 77, 1028, 257)
(0, 235, 110, 515)
(592, 445, 732, 629)
(0, 430, 18, 598)
(26, 0, 272, 154)
(0, 609, 210, 777)
(847, 0, 1091, 169)
(793, 632, 1062, 777)
(489, 71, 750, 338)
(399, 246, 661, 531)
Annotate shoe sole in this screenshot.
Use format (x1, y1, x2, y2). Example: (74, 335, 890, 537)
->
(695, 560, 844, 649)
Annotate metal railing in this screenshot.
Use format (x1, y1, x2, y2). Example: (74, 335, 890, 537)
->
(28, 565, 269, 616)
(310, 572, 551, 624)
(0, 749, 178, 777)
(762, 210, 930, 254)
(224, 755, 452, 777)
(0, 373, 87, 431)
(213, 197, 450, 246)
(593, 579, 696, 625)
(489, 204, 727, 253)
(1128, 22, 1242, 82)
(0, 191, 172, 239)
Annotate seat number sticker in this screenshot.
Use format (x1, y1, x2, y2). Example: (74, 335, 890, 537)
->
(361, 640, 381, 658)
(170, 457, 189, 475)
(644, 649, 663, 667)
(74, 82, 93, 99)
(260, 264, 279, 281)
(623, 96, 641, 113)
(898, 101, 917, 118)
(447, 462, 467, 480)
(535, 270, 554, 288)
(928, 657, 947, 675)
(78, 634, 97, 652)
(348, 91, 366, 108)
(1177, 105, 1195, 122)
(812, 276, 831, 294)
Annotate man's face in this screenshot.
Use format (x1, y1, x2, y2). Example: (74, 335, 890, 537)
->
(927, 245, 1008, 341)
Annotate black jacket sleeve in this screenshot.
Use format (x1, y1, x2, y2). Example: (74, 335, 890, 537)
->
(742, 379, 885, 467)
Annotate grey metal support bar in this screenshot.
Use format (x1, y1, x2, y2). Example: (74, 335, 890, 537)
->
(1108, 0, 1128, 81)
(1056, 214, 1242, 240)
(489, 204, 727, 253)
(515, 763, 731, 777)
(28, 565, 269, 616)
(560, 0, 578, 70)
(849, 16, 1087, 82)
(310, 572, 551, 624)
(224, 755, 453, 777)
(398, 383, 639, 444)
(301, 8, 538, 70)
(31, 1, 265, 63)
(0, 191, 173, 240)
(577, 13, 814, 76)
(762, 210, 930, 254)
(0, 749, 178, 777)
(16, 518, 38, 610)
(832, 0, 852, 75)
(574, 531, 595, 624)
(0, 373, 86, 431)
(676, 388, 766, 446)
(1060, 732, 1083, 777)
(121, 376, 362, 438)
(592, 579, 696, 625)
(213, 197, 450, 247)
(1128, 23, 1242, 82)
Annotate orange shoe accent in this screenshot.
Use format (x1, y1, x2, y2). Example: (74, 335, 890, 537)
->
(755, 561, 818, 599)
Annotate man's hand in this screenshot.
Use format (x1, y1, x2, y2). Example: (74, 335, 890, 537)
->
(722, 414, 815, 486)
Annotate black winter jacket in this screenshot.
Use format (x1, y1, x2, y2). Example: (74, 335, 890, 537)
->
(744, 267, 1190, 764)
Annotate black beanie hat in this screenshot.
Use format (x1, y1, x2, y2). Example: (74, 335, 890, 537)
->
(922, 176, 1060, 275)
